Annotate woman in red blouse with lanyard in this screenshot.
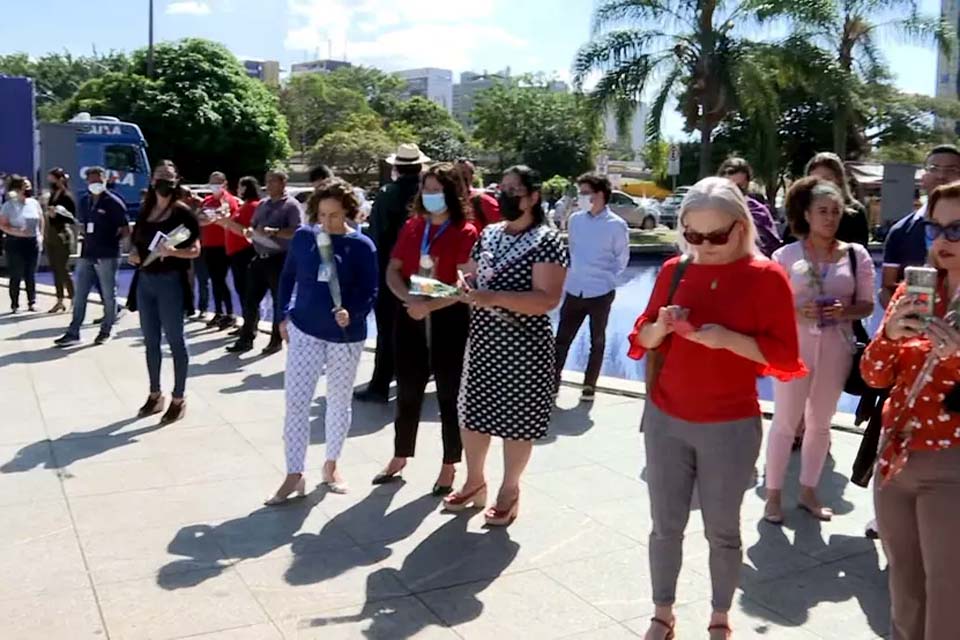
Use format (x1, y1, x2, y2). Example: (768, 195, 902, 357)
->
(861, 182, 960, 640)
(627, 177, 805, 640)
(373, 163, 478, 495)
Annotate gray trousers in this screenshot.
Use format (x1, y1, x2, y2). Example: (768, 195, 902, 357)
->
(642, 403, 762, 612)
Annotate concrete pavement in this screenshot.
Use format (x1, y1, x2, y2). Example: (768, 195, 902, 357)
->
(0, 279, 890, 639)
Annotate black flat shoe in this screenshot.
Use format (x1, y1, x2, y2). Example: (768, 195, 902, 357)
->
(218, 315, 237, 331)
(432, 484, 454, 497)
(261, 341, 283, 356)
(138, 395, 165, 418)
(206, 314, 223, 328)
(372, 464, 406, 485)
(226, 340, 253, 354)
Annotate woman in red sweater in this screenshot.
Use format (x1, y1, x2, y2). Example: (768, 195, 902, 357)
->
(861, 182, 960, 640)
(627, 177, 805, 640)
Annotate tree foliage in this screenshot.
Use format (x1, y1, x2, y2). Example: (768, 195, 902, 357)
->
(309, 129, 394, 184)
(61, 39, 290, 183)
(280, 73, 375, 154)
(472, 80, 599, 179)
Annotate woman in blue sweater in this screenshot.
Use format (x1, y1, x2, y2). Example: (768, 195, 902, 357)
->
(266, 178, 378, 504)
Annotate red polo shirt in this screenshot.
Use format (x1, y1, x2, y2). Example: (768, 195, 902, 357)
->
(200, 192, 239, 248)
(225, 199, 259, 256)
(391, 216, 478, 285)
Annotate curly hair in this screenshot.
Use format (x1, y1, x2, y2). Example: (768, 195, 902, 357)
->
(785, 176, 844, 237)
(307, 177, 361, 223)
(411, 163, 469, 223)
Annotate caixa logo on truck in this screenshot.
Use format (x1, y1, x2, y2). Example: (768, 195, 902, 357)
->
(85, 123, 124, 136)
(79, 166, 137, 187)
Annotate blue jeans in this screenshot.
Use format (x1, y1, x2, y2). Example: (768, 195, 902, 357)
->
(137, 271, 190, 398)
(68, 257, 119, 337)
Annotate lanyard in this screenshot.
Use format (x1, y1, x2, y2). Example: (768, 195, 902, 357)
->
(802, 240, 836, 296)
(420, 220, 450, 257)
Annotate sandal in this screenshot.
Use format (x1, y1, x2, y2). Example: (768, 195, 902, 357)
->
(648, 616, 675, 640)
(708, 622, 732, 638)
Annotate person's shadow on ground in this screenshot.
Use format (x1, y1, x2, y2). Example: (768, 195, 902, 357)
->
(302, 514, 520, 639)
(0, 417, 161, 474)
(540, 399, 595, 443)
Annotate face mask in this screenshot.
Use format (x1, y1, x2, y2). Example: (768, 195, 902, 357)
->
(154, 179, 176, 197)
(209, 184, 223, 197)
(48, 182, 59, 191)
(88, 183, 106, 196)
(498, 193, 523, 221)
(577, 194, 593, 211)
(422, 193, 447, 214)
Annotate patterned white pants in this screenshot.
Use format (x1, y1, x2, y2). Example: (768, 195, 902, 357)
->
(283, 321, 364, 474)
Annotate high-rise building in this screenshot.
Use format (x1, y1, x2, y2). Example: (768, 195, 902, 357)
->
(290, 59, 352, 76)
(936, 0, 959, 133)
(394, 68, 454, 113)
(452, 69, 510, 129)
(241, 59, 281, 86)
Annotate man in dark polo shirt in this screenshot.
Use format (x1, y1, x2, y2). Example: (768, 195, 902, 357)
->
(226, 169, 301, 356)
(55, 166, 129, 347)
(354, 143, 429, 403)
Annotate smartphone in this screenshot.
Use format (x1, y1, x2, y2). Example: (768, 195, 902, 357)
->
(905, 266, 938, 317)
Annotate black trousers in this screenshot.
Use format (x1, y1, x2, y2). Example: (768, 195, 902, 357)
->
(5, 236, 39, 309)
(45, 232, 74, 301)
(230, 247, 254, 320)
(203, 246, 233, 315)
(366, 278, 398, 395)
(393, 303, 469, 464)
(239, 252, 285, 344)
(554, 290, 615, 389)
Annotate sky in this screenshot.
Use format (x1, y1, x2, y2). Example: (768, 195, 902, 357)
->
(2, 0, 948, 138)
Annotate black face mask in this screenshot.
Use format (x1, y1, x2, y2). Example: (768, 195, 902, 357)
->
(154, 179, 177, 197)
(47, 182, 59, 191)
(498, 193, 524, 221)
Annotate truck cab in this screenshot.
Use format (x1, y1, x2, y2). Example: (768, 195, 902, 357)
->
(39, 114, 151, 218)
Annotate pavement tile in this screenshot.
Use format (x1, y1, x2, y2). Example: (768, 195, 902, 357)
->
(277, 596, 458, 639)
(0, 587, 106, 639)
(177, 623, 283, 639)
(0, 527, 90, 600)
(419, 569, 613, 640)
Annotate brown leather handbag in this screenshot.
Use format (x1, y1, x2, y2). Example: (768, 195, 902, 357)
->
(644, 255, 691, 394)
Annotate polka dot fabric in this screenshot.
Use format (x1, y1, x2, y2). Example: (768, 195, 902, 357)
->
(458, 223, 569, 440)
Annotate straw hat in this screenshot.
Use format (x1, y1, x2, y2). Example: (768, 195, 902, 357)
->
(386, 143, 431, 166)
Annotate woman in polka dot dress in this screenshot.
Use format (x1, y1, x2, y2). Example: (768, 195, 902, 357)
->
(444, 165, 568, 526)
(861, 181, 960, 640)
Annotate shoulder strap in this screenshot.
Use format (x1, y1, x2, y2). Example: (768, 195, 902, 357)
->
(666, 254, 692, 305)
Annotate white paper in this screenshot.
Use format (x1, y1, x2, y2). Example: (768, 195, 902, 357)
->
(148, 231, 168, 251)
(86, 222, 95, 234)
(251, 230, 282, 251)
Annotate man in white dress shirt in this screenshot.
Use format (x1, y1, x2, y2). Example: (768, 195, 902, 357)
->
(555, 173, 630, 402)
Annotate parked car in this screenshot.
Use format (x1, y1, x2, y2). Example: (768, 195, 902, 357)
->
(609, 190, 660, 229)
(658, 186, 692, 229)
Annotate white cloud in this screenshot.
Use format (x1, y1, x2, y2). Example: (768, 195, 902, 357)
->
(166, 1, 212, 16)
(284, 0, 521, 73)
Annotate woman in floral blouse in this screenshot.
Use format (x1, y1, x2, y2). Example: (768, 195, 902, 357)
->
(861, 181, 960, 640)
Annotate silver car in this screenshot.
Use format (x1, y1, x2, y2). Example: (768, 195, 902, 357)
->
(609, 190, 660, 230)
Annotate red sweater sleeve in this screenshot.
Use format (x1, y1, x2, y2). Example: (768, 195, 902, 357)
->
(861, 282, 905, 389)
(627, 258, 677, 360)
(754, 263, 807, 381)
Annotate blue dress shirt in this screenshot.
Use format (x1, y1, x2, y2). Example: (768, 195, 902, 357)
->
(563, 206, 630, 297)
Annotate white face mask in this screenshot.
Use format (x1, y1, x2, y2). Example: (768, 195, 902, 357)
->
(209, 184, 223, 197)
(577, 194, 593, 211)
(88, 183, 106, 196)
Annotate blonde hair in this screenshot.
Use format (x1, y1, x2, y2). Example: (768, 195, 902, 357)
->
(677, 177, 761, 258)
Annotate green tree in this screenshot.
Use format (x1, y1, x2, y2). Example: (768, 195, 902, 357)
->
(472, 81, 599, 179)
(63, 39, 289, 182)
(0, 51, 129, 121)
(327, 65, 406, 118)
(574, 0, 800, 178)
(786, 0, 954, 157)
(280, 74, 373, 154)
(542, 175, 572, 202)
(389, 96, 471, 161)
(309, 128, 394, 183)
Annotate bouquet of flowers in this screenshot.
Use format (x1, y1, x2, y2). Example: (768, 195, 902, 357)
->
(409, 275, 461, 299)
(142, 224, 192, 267)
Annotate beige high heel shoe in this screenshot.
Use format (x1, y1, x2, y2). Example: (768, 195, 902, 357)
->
(264, 476, 307, 506)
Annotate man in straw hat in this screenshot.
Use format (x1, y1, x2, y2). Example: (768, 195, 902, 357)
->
(355, 143, 430, 404)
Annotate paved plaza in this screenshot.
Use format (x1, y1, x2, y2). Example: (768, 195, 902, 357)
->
(0, 280, 891, 639)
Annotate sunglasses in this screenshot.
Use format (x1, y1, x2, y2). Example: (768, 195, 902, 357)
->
(925, 220, 960, 243)
(683, 221, 739, 246)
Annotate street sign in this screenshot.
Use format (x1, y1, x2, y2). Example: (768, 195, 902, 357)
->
(667, 144, 681, 176)
(596, 153, 609, 176)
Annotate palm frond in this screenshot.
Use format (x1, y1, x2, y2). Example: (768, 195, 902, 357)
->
(889, 14, 956, 58)
(591, 0, 694, 36)
(645, 64, 684, 147)
(572, 29, 676, 90)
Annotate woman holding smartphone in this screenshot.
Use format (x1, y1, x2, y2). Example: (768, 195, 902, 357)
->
(861, 182, 960, 640)
(627, 177, 804, 640)
(763, 177, 875, 524)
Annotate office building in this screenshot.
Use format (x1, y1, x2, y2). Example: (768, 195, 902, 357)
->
(241, 59, 280, 86)
(604, 104, 649, 160)
(395, 68, 454, 113)
(452, 69, 510, 129)
(936, 0, 959, 133)
(290, 59, 352, 76)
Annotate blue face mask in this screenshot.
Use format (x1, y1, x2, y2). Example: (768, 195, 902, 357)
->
(422, 193, 447, 214)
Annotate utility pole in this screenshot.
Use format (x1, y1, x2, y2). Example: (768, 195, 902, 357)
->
(147, 0, 155, 78)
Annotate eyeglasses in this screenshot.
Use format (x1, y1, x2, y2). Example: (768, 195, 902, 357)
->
(925, 220, 960, 242)
(683, 221, 739, 246)
(925, 164, 960, 177)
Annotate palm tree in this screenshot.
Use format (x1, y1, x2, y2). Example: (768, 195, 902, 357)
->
(791, 0, 953, 157)
(573, 0, 791, 178)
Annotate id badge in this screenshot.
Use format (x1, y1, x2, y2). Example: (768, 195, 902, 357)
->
(86, 222, 95, 234)
(317, 264, 331, 282)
